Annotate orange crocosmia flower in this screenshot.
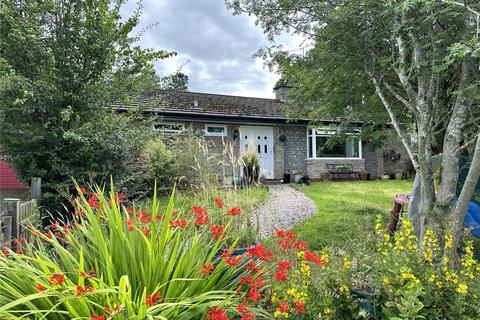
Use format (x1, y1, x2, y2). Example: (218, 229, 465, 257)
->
(35, 283, 46, 291)
(210, 224, 224, 240)
(49, 273, 64, 286)
(76, 285, 84, 296)
(200, 263, 215, 275)
(275, 229, 286, 238)
(304, 251, 326, 265)
(224, 255, 243, 267)
(88, 194, 100, 209)
(142, 226, 150, 237)
(274, 270, 287, 283)
(207, 307, 228, 320)
(294, 240, 308, 251)
(279, 301, 290, 313)
(214, 197, 224, 208)
(169, 219, 188, 229)
(90, 315, 105, 320)
(294, 300, 305, 313)
(79, 187, 87, 195)
(15, 249, 23, 254)
(277, 260, 292, 271)
(146, 292, 161, 306)
(244, 260, 259, 273)
(248, 287, 261, 301)
(227, 207, 242, 216)
(277, 238, 292, 250)
(247, 243, 274, 261)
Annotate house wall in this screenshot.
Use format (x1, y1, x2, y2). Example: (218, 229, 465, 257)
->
(282, 125, 308, 176)
(363, 142, 383, 179)
(306, 158, 366, 179)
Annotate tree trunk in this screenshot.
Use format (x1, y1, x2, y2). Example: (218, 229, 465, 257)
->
(451, 134, 480, 254)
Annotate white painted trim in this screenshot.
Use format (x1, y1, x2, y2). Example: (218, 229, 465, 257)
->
(204, 124, 228, 137)
(307, 128, 362, 159)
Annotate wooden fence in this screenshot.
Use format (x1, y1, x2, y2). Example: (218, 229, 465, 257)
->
(0, 199, 40, 244)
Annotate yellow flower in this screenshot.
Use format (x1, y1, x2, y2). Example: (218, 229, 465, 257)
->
(323, 307, 331, 315)
(436, 280, 443, 288)
(428, 274, 435, 283)
(343, 258, 352, 269)
(273, 310, 289, 318)
(383, 276, 390, 285)
(456, 283, 468, 295)
(444, 234, 453, 250)
(340, 284, 349, 294)
(271, 293, 279, 302)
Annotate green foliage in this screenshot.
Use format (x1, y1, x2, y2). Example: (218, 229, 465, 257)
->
(293, 180, 413, 250)
(0, 185, 251, 319)
(0, 0, 173, 214)
(159, 71, 189, 91)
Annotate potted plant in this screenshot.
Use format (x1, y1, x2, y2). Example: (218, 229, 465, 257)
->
(394, 170, 403, 180)
(241, 141, 260, 187)
(319, 169, 330, 181)
(358, 170, 368, 180)
(293, 171, 304, 183)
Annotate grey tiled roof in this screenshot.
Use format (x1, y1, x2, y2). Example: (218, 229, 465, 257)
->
(117, 90, 288, 119)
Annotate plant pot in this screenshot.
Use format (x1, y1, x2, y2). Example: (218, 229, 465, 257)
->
(394, 171, 403, 180)
(358, 172, 368, 180)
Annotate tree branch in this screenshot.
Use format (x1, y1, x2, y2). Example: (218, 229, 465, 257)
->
(384, 81, 416, 113)
(370, 73, 419, 169)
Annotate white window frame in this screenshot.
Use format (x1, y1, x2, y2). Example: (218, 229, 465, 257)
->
(307, 128, 362, 160)
(204, 124, 228, 137)
(153, 122, 185, 135)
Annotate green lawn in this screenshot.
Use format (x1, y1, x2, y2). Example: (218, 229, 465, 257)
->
(293, 180, 413, 250)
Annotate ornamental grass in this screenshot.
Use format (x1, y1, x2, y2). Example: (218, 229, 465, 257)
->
(0, 184, 267, 319)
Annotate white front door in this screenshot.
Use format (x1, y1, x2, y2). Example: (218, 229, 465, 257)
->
(239, 126, 274, 179)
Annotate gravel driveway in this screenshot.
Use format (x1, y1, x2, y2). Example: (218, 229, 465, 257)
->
(251, 184, 317, 238)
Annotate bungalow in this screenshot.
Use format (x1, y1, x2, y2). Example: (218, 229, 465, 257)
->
(117, 85, 407, 181)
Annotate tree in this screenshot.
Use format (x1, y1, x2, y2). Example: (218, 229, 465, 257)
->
(0, 0, 173, 216)
(227, 0, 480, 251)
(159, 70, 189, 91)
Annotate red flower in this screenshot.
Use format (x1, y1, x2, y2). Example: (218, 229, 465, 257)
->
(274, 270, 287, 283)
(210, 224, 224, 240)
(244, 260, 259, 273)
(286, 230, 295, 239)
(237, 300, 249, 314)
(275, 229, 286, 238)
(35, 283, 46, 291)
(49, 273, 64, 286)
(241, 310, 255, 320)
(50, 222, 59, 230)
(247, 243, 274, 261)
(279, 301, 290, 313)
(248, 287, 261, 301)
(1, 248, 9, 255)
(224, 255, 243, 267)
(277, 260, 292, 271)
(277, 238, 292, 250)
(192, 206, 209, 225)
(214, 197, 224, 208)
(76, 285, 84, 296)
(146, 292, 161, 306)
(15, 249, 23, 254)
(126, 207, 134, 214)
(142, 226, 150, 237)
(304, 251, 326, 266)
(207, 307, 228, 320)
(294, 240, 308, 251)
(200, 263, 215, 275)
(294, 300, 305, 313)
(88, 194, 100, 209)
(79, 187, 87, 195)
(169, 219, 188, 229)
(227, 207, 242, 216)
(156, 214, 163, 221)
(90, 315, 105, 320)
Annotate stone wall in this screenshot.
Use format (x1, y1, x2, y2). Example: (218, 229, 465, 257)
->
(362, 142, 383, 179)
(282, 125, 308, 176)
(306, 158, 366, 179)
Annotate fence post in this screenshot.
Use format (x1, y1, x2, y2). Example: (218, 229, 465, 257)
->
(31, 177, 41, 199)
(2, 198, 20, 242)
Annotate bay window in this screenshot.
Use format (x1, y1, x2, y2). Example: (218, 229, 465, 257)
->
(307, 129, 362, 159)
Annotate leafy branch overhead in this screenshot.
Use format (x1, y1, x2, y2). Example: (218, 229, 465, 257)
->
(0, 0, 173, 214)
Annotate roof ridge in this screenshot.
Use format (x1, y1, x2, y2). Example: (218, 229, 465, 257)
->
(154, 89, 279, 102)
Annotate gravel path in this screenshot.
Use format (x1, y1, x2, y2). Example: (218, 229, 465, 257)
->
(252, 184, 317, 238)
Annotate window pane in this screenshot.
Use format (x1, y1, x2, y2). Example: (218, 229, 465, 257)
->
(154, 124, 183, 134)
(346, 137, 360, 157)
(207, 126, 225, 134)
(316, 136, 347, 158)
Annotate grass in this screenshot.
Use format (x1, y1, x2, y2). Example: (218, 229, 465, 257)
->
(155, 186, 269, 246)
(293, 179, 413, 250)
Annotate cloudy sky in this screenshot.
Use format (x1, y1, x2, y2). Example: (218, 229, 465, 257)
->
(122, 0, 303, 98)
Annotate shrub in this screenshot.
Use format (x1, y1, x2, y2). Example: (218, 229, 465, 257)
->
(0, 185, 265, 319)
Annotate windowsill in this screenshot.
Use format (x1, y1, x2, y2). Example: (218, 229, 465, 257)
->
(306, 157, 363, 160)
(204, 134, 228, 137)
